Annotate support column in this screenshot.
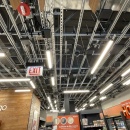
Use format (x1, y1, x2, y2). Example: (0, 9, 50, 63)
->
(64, 94, 70, 114)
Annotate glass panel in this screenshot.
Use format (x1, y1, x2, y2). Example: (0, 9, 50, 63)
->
(114, 117, 126, 130)
(107, 118, 116, 130)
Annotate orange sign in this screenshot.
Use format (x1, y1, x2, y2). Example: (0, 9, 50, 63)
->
(46, 116, 53, 122)
(121, 99, 130, 119)
(57, 115, 80, 130)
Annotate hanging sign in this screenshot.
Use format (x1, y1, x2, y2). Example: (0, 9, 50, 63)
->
(121, 99, 130, 119)
(17, 2, 31, 16)
(26, 66, 43, 76)
(57, 115, 80, 130)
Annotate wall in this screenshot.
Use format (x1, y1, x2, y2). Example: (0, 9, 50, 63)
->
(102, 88, 130, 110)
(0, 90, 40, 130)
(100, 88, 130, 118)
(28, 94, 41, 130)
(0, 90, 32, 130)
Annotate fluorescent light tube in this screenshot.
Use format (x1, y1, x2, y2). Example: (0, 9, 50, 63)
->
(61, 109, 65, 112)
(0, 78, 30, 82)
(90, 104, 95, 107)
(91, 40, 114, 74)
(121, 68, 130, 77)
(29, 81, 36, 89)
(100, 96, 107, 101)
(82, 107, 85, 110)
(47, 96, 54, 109)
(123, 79, 130, 85)
(0, 53, 5, 57)
(50, 110, 59, 112)
(89, 96, 97, 102)
(51, 77, 55, 86)
(63, 90, 90, 94)
(100, 83, 113, 94)
(54, 100, 57, 104)
(15, 89, 31, 92)
(83, 103, 87, 107)
(46, 50, 53, 69)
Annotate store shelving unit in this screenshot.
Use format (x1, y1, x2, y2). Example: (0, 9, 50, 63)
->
(80, 109, 105, 130)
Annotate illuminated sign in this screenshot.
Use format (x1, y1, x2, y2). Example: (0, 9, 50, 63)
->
(26, 66, 43, 76)
(121, 100, 130, 119)
(17, 2, 31, 16)
(0, 105, 7, 111)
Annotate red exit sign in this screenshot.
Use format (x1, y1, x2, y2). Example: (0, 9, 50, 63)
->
(26, 66, 43, 76)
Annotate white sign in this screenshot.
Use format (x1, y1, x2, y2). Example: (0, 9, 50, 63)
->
(0, 105, 7, 111)
(26, 66, 43, 76)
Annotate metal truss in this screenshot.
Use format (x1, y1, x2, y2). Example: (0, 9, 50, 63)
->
(76, 22, 130, 107)
(66, 0, 85, 90)
(59, 0, 63, 89)
(73, 0, 130, 105)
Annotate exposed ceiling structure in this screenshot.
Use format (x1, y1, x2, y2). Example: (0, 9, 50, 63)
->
(0, 0, 130, 111)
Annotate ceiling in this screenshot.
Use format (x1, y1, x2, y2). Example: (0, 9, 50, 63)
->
(0, 0, 130, 110)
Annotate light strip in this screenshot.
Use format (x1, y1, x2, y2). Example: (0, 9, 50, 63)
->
(89, 96, 97, 102)
(61, 109, 65, 112)
(0, 78, 30, 82)
(63, 90, 90, 94)
(50, 110, 59, 112)
(46, 50, 53, 69)
(47, 96, 54, 110)
(121, 68, 130, 77)
(83, 103, 87, 107)
(100, 83, 113, 94)
(91, 40, 114, 74)
(90, 103, 95, 107)
(54, 100, 57, 104)
(100, 96, 107, 101)
(15, 89, 31, 92)
(51, 76, 55, 86)
(0, 53, 5, 57)
(29, 81, 36, 89)
(123, 79, 130, 85)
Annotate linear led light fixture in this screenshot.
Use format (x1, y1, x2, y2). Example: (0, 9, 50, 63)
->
(0, 78, 36, 89)
(121, 68, 130, 77)
(50, 110, 59, 112)
(46, 50, 53, 69)
(63, 90, 90, 94)
(15, 89, 31, 92)
(54, 100, 57, 104)
(61, 109, 65, 112)
(123, 79, 130, 85)
(29, 81, 36, 89)
(100, 83, 113, 94)
(83, 103, 87, 107)
(47, 96, 54, 110)
(100, 96, 107, 101)
(0, 53, 5, 57)
(89, 96, 97, 102)
(90, 103, 95, 107)
(51, 76, 55, 86)
(81, 107, 85, 110)
(0, 78, 30, 82)
(91, 40, 114, 74)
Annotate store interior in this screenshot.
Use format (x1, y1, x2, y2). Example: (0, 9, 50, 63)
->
(0, 0, 130, 130)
